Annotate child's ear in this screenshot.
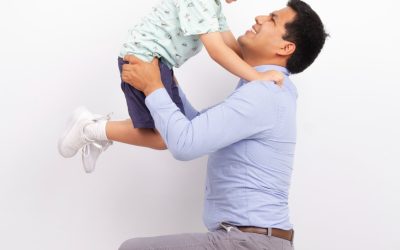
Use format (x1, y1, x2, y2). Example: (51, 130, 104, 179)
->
(278, 42, 296, 56)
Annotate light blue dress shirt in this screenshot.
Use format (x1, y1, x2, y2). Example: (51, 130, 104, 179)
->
(145, 65, 297, 231)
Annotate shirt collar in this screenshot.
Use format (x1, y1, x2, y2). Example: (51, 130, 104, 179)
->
(253, 65, 289, 76)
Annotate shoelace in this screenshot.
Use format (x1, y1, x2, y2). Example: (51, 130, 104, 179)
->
(81, 140, 113, 156)
(81, 112, 113, 155)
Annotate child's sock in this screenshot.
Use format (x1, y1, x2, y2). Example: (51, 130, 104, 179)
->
(84, 120, 108, 142)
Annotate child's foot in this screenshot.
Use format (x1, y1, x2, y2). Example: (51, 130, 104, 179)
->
(58, 106, 96, 158)
(82, 140, 113, 173)
(58, 106, 111, 158)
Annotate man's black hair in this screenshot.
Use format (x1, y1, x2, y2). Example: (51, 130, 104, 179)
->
(284, 0, 328, 74)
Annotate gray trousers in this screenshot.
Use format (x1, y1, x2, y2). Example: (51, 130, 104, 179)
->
(119, 225, 294, 250)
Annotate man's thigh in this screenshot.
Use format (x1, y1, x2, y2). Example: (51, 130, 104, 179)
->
(118, 228, 294, 250)
(119, 231, 224, 250)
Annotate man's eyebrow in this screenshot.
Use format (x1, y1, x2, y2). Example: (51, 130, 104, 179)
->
(270, 12, 278, 20)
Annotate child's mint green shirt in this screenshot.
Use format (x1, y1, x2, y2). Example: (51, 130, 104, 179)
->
(119, 0, 229, 68)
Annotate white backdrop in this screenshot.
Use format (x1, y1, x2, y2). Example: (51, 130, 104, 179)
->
(1, 0, 399, 249)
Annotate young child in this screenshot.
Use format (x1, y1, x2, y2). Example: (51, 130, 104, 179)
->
(58, 0, 284, 172)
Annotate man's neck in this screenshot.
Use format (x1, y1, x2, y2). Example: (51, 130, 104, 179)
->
(242, 53, 287, 68)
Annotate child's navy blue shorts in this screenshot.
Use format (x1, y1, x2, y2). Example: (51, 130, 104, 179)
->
(118, 57, 185, 128)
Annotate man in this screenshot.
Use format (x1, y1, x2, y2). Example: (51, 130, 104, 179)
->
(118, 0, 327, 249)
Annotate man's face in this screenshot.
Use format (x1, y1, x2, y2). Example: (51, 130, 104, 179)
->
(238, 7, 297, 59)
(225, 0, 237, 3)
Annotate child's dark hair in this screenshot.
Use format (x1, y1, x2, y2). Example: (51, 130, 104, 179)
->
(284, 0, 328, 74)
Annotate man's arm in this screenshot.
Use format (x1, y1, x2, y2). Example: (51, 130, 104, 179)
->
(122, 55, 276, 160)
(173, 76, 200, 120)
(145, 84, 275, 161)
(177, 86, 200, 120)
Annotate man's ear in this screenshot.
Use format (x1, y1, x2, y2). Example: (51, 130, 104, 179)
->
(278, 42, 296, 56)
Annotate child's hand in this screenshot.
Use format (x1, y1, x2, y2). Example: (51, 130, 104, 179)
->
(258, 70, 285, 86)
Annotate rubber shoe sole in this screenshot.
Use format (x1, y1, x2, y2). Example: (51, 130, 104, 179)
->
(58, 106, 92, 158)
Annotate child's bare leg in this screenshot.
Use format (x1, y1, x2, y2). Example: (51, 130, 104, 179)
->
(106, 119, 166, 150)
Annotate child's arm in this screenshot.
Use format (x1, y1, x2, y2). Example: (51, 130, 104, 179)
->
(200, 32, 283, 84)
(220, 31, 242, 58)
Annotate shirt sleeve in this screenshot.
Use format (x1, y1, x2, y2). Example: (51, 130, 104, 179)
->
(176, 0, 229, 36)
(145, 81, 276, 161)
(217, 8, 229, 32)
(178, 86, 200, 120)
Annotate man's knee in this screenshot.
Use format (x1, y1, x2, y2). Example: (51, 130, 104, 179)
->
(118, 239, 130, 250)
(118, 238, 146, 250)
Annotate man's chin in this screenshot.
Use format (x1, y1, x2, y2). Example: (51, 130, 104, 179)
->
(238, 34, 249, 47)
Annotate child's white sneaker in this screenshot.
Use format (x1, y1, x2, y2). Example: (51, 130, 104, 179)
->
(82, 140, 113, 173)
(58, 106, 97, 158)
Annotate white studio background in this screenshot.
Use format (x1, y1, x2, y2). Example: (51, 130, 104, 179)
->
(0, 0, 399, 249)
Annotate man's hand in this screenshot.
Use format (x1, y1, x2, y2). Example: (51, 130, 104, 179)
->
(122, 55, 164, 96)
